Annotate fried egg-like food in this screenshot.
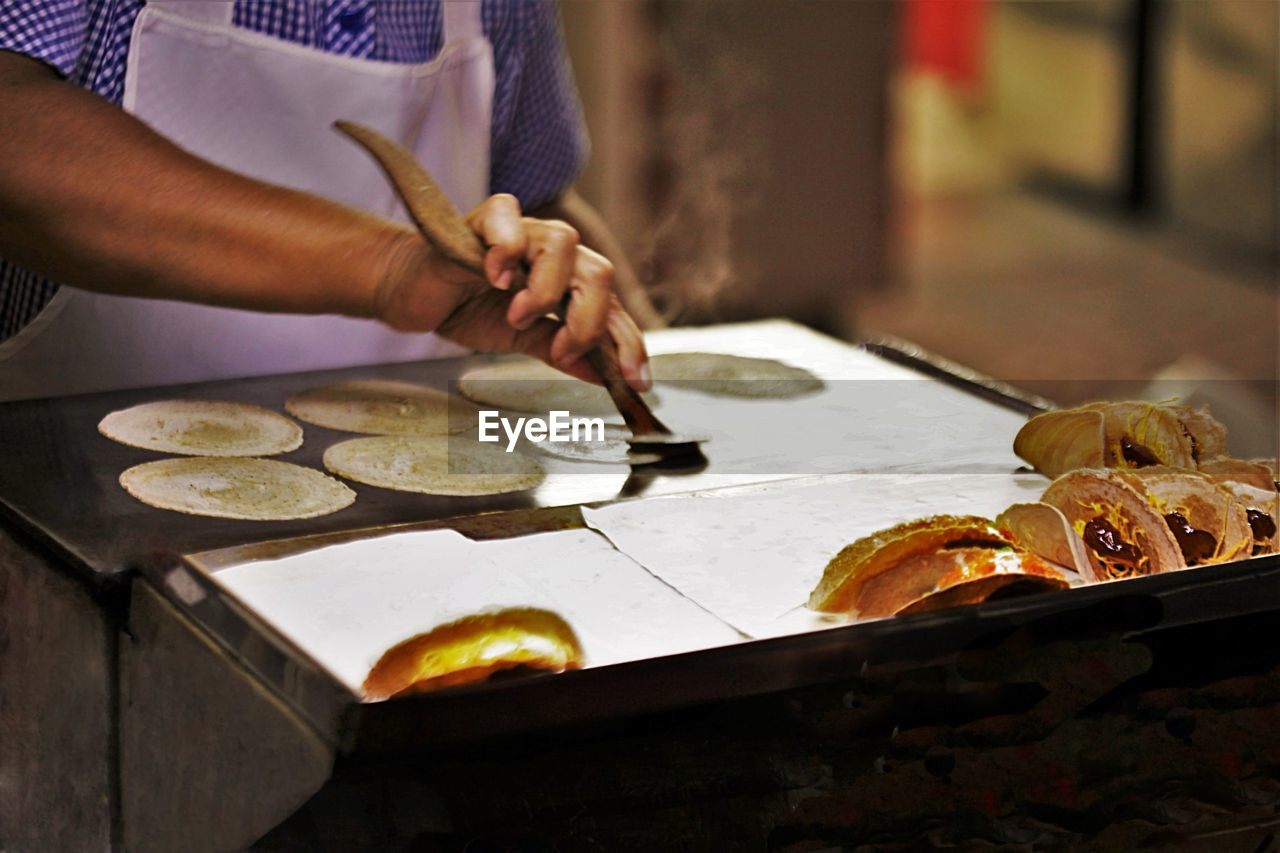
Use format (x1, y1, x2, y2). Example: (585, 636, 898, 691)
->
(809, 515, 1069, 619)
(362, 608, 583, 700)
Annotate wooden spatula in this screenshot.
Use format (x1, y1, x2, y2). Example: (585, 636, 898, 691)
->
(333, 120, 706, 467)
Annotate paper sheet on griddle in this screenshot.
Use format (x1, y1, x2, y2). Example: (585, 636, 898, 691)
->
(645, 319, 928, 380)
(638, 321, 1034, 485)
(582, 472, 1055, 640)
(213, 528, 745, 694)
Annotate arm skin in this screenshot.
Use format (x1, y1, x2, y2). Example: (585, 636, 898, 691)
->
(0, 50, 649, 388)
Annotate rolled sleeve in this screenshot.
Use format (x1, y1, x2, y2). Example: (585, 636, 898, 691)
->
(488, 0, 588, 209)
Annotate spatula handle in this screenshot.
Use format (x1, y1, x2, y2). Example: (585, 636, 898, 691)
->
(585, 338, 671, 438)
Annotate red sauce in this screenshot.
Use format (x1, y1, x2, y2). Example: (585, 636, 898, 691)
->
(1247, 509, 1276, 554)
(1082, 516, 1142, 574)
(1162, 511, 1217, 564)
(1120, 435, 1161, 467)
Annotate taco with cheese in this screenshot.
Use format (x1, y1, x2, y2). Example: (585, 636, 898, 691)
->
(1038, 469, 1187, 580)
(1113, 466, 1252, 565)
(1014, 401, 1229, 479)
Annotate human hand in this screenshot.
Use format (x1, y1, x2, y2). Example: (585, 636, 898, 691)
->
(374, 194, 650, 391)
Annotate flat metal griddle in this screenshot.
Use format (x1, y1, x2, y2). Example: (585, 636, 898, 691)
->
(4, 324, 1278, 759)
(0, 354, 602, 586)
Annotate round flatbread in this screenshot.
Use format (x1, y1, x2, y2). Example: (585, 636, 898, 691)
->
(457, 357, 656, 417)
(324, 435, 545, 496)
(120, 457, 355, 520)
(99, 400, 303, 457)
(285, 379, 478, 436)
(650, 352, 823, 398)
(523, 422, 643, 465)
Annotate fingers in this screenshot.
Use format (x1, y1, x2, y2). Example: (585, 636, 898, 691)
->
(467, 193, 523, 291)
(501, 218, 582, 331)
(513, 306, 651, 393)
(546, 245, 610, 366)
(462, 195, 650, 391)
(467, 196, 588, 326)
(466, 197, 612, 339)
(605, 299, 651, 391)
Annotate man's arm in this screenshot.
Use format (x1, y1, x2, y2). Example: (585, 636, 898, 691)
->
(0, 51, 648, 386)
(0, 51, 399, 318)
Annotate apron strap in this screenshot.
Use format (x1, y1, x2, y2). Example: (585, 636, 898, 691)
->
(442, 0, 485, 43)
(142, 0, 235, 26)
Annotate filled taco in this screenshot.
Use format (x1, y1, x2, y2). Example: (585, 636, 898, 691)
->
(1038, 469, 1187, 580)
(1204, 470, 1279, 556)
(1007, 468, 1261, 582)
(1113, 466, 1252, 565)
(1014, 401, 1229, 479)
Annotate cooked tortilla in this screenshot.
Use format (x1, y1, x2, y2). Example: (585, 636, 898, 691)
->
(323, 434, 544, 496)
(285, 379, 478, 435)
(457, 357, 655, 417)
(523, 422, 641, 464)
(650, 352, 823, 398)
(99, 400, 303, 457)
(120, 457, 355, 520)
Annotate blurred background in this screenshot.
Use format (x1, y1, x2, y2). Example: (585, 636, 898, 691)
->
(559, 0, 1278, 456)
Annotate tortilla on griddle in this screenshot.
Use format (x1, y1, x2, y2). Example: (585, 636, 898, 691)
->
(521, 422, 646, 465)
(285, 379, 478, 435)
(649, 352, 824, 398)
(120, 457, 355, 520)
(99, 400, 303, 457)
(457, 357, 657, 418)
(323, 435, 544, 496)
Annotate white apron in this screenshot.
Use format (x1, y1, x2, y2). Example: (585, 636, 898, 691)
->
(0, 0, 493, 402)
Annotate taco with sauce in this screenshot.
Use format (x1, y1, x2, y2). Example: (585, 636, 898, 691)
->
(1006, 468, 1259, 582)
(808, 515, 1070, 619)
(1200, 462, 1279, 556)
(1036, 469, 1187, 581)
(1014, 401, 1229, 479)
(1112, 466, 1253, 565)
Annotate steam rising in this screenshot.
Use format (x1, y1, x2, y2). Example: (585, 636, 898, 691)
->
(639, 3, 770, 323)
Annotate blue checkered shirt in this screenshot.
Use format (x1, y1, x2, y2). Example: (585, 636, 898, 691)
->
(0, 0, 588, 342)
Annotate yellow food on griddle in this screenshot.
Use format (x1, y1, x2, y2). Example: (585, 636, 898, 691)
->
(362, 608, 584, 700)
